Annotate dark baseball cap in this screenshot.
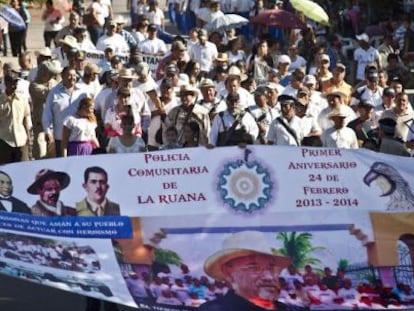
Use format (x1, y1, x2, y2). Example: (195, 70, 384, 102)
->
(366, 70, 378, 82)
(383, 87, 396, 97)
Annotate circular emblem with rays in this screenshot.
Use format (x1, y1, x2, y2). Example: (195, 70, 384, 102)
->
(218, 150, 273, 213)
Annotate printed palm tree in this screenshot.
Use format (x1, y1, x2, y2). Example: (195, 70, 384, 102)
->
(274, 232, 325, 269)
(337, 259, 349, 272)
(154, 248, 182, 266)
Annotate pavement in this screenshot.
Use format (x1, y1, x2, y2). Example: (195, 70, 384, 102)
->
(0, 3, 142, 310)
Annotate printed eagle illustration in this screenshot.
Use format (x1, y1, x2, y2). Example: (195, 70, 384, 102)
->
(363, 162, 414, 211)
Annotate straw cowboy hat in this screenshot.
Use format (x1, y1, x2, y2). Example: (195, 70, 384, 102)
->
(325, 90, 346, 100)
(204, 231, 291, 281)
(118, 68, 137, 79)
(59, 35, 79, 49)
(27, 169, 70, 194)
(177, 84, 198, 96)
(328, 105, 350, 119)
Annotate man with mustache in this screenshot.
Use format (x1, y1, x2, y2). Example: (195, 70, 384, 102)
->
(76, 166, 120, 216)
(76, 166, 120, 311)
(200, 231, 291, 311)
(27, 169, 76, 216)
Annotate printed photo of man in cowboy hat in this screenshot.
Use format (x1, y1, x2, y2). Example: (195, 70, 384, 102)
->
(27, 169, 76, 216)
(200, 231, 291, 311)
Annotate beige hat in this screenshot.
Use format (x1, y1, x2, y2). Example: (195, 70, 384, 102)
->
(178, 84, 198, 96)
(42, 60, 63, 75)
(27, 169, 70, 194)
(84, 63, 101, 75)
(59, 35, 79, 49)
(200, 78, 215, 88)
(114, 15, 127, 24)
(36, 47, 52, 57)
(204, 231, 290, 281)
(328, 105, 349, 119)
(119, 68, 137, 79)
(325, 90, 346, 100)
(216, 52, 228, 63)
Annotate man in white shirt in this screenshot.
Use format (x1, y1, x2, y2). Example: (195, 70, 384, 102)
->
(96, 20, 129, 54)
(42, 67, 86, 156)
(321, 105, 359, 149)
(189, 29, 218, 73)
(318, 91, 356, 131)
(138, 23, 167, 56)
(209, 92, 258, 146)
(353, 33, 380, 82)
(267, 95, 303, 146)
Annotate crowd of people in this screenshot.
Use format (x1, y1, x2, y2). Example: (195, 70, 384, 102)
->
(0, 0, 414, 165)
(0, 233, 100, 273)
(122, 262, 414, 309)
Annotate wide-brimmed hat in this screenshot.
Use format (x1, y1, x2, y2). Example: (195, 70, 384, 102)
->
(27, 169, 70, 194)
(216, 52, 228, 63)
(84, 63, 101, 75)
(36, 47, 52, 57)
(200, 78, 215, 88)
(178, 84, 198, 96)
(328, 105, 349, 119)
(204, 231, 291, 281)
(42, 60, 63, 75)
(325, 90, 346, 100)
(119, 68, 137, 79)
(114, 15, 127, 24)
(59, 35, 79, 49)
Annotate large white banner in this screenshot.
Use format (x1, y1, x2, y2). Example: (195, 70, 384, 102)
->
(0, 146, 414, 310)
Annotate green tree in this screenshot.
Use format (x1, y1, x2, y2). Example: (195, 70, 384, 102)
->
(154, 248, 182, 266)
(274, 232, 325, 269)
(337, 259, 349, 272)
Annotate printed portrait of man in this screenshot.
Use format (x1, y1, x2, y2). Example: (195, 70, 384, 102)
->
(76, 166, 120, 216)
(0, 170, 31, 214)
(27, 169, 76, 216)
(200, 231, 291, 311)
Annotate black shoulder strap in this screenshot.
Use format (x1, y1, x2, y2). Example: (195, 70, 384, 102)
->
(276, 117, 300, 146)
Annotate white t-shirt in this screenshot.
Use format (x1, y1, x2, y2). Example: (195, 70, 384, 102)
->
(63, 116, 97, 142)
(145, 8, 164, 26)
(96, 33, 130, 54)
(139, 38, 167, 55)
(107, 136, 146, 153)
(90, 2, 105, 26)
(289, 55, 307, 72)
(43, 9, 65, 32)
(353, 46, 380, 81)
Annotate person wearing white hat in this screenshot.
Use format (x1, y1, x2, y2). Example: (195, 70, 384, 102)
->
(354, 33, 380, 82)
(114, 15, 138, 52)
(276, 54, 292, 87)
(320, 105, 359, 149)
(200, 231, 290, 311)
(197, 78, 227, 122)
(317, 90, 356, 132)
(167, 84, 211, 146)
